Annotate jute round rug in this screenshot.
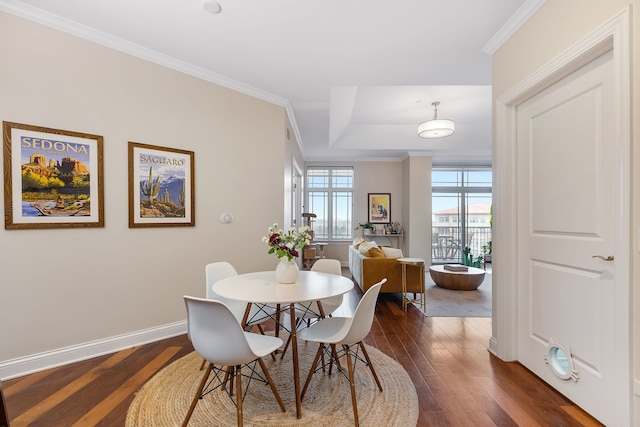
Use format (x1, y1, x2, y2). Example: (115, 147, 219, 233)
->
(126, 339, 418, 426)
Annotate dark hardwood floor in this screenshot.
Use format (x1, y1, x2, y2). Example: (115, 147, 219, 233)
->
(2, 281, 603, 426)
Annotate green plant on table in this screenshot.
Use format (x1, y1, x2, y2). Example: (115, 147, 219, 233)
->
(463, 246, 484, 269)
(482, 241, 492, 255)
(355, 221, 374, 230)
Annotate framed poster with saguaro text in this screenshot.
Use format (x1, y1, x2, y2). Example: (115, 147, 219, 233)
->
(128, 142, 194, 228)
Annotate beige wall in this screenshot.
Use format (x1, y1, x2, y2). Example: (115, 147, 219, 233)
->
(306, 160, 410, 263)
(402, 155, 431, 262)
(0, 12, 295, 370)
(353, 161, 403, 231)
(493, 0, 639, 422)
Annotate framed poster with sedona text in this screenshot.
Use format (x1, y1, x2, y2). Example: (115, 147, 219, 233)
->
(3, 121, 104, 229)
(128, 141, 195, 228)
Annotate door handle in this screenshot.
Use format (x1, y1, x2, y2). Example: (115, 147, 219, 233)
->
(592, 255, 614, 261)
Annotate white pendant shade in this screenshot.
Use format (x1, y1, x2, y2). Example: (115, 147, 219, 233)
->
(417, 119, 455, 138)
(202, 0, 222, 14)
(418, 101, 455, 138)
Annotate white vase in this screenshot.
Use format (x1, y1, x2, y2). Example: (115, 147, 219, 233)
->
(275, 258, 299, 284)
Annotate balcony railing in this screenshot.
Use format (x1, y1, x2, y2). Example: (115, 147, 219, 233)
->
(432, 226, 492, 264)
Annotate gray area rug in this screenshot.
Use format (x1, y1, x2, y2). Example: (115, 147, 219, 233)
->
(420, 270, 492, 317)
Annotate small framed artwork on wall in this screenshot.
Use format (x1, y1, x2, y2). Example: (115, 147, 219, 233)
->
(128, 141, 195, 228)
(368, 193, 391, 224)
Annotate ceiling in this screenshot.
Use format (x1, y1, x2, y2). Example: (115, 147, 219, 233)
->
(1, 0, 544, 163)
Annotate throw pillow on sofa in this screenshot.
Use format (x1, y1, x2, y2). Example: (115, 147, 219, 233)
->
(381, 247, 404, 259)
(358, 241, 378, 255)
(367, 246, 386, 258)
(352, 237, 365, 249)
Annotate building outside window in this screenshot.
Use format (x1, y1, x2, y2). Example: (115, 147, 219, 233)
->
(432, 167, 492, 264)
(306, 167, 353, 241)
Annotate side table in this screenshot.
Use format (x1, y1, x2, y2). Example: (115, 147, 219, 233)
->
(397, 257, 425, 312)
(302, 242, 327, 269)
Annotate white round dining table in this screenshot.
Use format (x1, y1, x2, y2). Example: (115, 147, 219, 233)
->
(213, 270, 354, 305)
(212, 270, 354, 419)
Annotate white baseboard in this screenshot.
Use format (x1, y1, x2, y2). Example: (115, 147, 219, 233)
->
(0, 321, 187, 381)
(488, 336, 499, 356)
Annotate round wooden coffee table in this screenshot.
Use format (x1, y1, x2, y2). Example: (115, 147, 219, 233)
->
(429, 265, 486, 291)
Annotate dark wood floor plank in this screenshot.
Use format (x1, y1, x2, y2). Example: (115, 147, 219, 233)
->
(70, 346, 182, 427)
(2, 367, 60, 396)
(417, 410, 450, 427)
(431, 363, 499, 427)
(9, 347, 140, 426)
(475, 375, 545, 426)
(561, 405, 605, 426)
(465, 376, 520, 427)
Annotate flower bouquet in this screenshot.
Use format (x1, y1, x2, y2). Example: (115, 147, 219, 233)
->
(263, 223, 312, 283)
(262, 223, 312, 261)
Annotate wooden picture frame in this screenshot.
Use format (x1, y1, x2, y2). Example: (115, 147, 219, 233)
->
(128, 142, 194, 228)
(368, 193, 391, 224)
(3, 121, 104, 229)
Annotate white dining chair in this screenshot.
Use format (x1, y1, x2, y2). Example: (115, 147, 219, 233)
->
(279, 258, 344, 358)
(307, 258, 345, 314)
(182, 296, 285, 427)
(206, 262, 277, 331)
(203, 262, 279, 368)
(298, 278, 386, 427)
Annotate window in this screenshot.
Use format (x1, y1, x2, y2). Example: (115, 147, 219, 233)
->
(306, 167, 353, 240)
(432, 167, 492, 264)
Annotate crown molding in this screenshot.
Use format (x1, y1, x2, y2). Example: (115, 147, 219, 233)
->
(0, 0, 288, 108)
(482, 0, 547, 55)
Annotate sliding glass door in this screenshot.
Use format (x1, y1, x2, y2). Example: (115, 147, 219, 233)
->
(432, 168, 492, 265)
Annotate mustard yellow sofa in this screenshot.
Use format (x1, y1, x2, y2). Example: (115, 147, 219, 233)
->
(348, 245, 422, 293)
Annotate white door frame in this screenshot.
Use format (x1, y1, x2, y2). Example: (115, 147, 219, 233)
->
(291, 158, 303, 228)
(491, 7, 631, 424)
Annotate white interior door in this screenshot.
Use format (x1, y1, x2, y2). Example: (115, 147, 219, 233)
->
(516, 49, 621, 425)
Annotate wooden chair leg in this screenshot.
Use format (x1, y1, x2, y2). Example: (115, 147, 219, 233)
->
(301, 344, 324, 400)
(226, 366, 234, 395)
(280, 332, 292, 360)
(344, 345, 360, 427)
(182, 363, 213, 427)
(257, 357, 286, 412)
(280, 318, 302, 360)
(235, 364, 243, 427)
(320, 345, 326, 373)
(359, 342, 383, 391)
(225, 366, 236, 396)
(328, 344, 342, 374)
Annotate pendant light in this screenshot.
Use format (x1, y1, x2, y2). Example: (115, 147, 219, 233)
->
(418, 101, 455, 138)
(202, 0, 222, 14)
